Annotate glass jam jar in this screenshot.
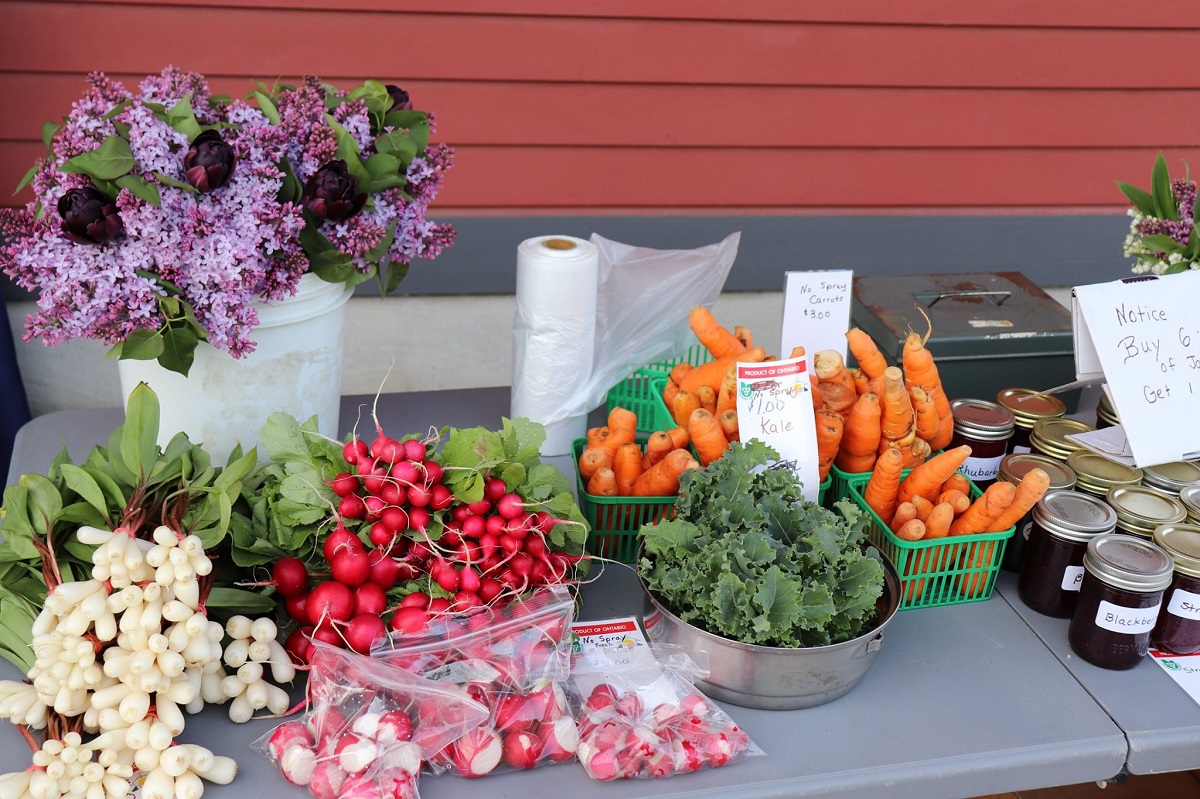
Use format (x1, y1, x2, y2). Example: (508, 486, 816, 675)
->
(948, 398, 1016, 490)
(1068, 534, 1173, 670)
(1141, 461, 1200, 499)
(1105, 485, 1187, 539)
(1018, 490, 1116, 617)
(996, 388, 1066, 454)
(1065, 452, 1143, 500)
(999, 454, 1078, 573)
(1095, 392, 1121, 429)
(1029, 418, 1094, 462)
(1150, 524, 1200, 655)
(1182, 486, 1200, 525)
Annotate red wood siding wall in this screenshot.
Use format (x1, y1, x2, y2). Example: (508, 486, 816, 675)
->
(2, 1, 1199, 213)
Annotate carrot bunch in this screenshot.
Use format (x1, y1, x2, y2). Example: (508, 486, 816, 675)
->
(577, 407, 700, 498)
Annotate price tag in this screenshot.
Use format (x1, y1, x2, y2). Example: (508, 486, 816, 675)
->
(780, 270, 854, 368)
(735, 356, 820, 502)
(1071, 272, 1200, 466)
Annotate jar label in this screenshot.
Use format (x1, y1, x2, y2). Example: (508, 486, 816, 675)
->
(1166, 587, 1200, 620)
(1061, 565, 1085, 592)
(1012, 444, 1032, 455)
(1095, 599, 1161, 634)
(961, 454, 1004, 482)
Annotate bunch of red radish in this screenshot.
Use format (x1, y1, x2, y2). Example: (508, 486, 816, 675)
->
(272, 430, 586, 662)
(575, 683, 753, 780)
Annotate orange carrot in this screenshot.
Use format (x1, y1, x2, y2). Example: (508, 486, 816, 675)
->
(643, 431, 674, 467)
(924, 502, 955, 539)
(810, 373, 826, 412)
(586, 426, 610, 451)
(608, 406, 637, 441)
(889, 501, 917, 533)
(788, 345, 806, 360)
(897, 445, 973, 505)
(902, 325, 951, 421)
(717, 408, 740, 443)
(815, 409, 845, 481)
(668, 362, 692, 386)
(850, 368, 872, 396)
(834, 392, 881, 474)
(899, 437, 932, 470)
(846, 327, 888, 380)
(633, 449, 699, 496)
(586, 467, 617, 497)
(577, 447, 611, 482)
(688, 306, 747, 359)
(689, 408, 729, 467)
(911, 495, 934, 524)
(716, 364, 738, 415)
(680, 346, 768, 395)
(863, 447, 904, 524)
(662, 379, 680, 412)
(894, 518, 926, 542)
(987, 468, 1052, 532)
(671, 390, 701, 428)
(665, 426, 690, 450)
(734, 325, 754, 350)
(935, 489, 971, 515)
(879, 366, 915, 443)
(949, 481, 1016, 536)
(612, 442, 644, 496)
(958, 543, 998, 598)
(910, 385, 939, 443)
(696, 385, 717, 415)
(930, 411, 955, 452)
(814, 350, 857, 414)
(940, 472, 972, 498)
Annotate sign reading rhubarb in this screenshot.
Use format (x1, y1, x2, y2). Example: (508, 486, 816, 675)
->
(735, 356, 820, 502)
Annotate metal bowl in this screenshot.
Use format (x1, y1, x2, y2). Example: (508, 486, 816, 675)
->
(639, 551, 900, 710)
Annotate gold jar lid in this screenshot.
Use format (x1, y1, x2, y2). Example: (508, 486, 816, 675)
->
(996, 388, 1067, 430)
(998, 453, 1077, 490)
(1182, 486, 1200, 524)
(1096, 392, 1121, 426)
(1151, 523, 1200, 579)
(1065, 452, 1142, 495)
(1142, 461, 1200, 495)
(1029, 418, 1094, 461)
(1106, 485, 1188, 537)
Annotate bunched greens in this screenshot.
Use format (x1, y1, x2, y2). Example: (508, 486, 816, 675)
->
(638, 440, 885, 648)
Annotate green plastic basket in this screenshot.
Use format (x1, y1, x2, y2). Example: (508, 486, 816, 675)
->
(846, 472, 1014, 610)
(571, 437, 677, 564)
(605, 342, 714, 433)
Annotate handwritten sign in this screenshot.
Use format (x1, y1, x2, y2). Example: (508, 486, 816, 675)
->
(1072, 271, 1200, 467)
(780, 270, 853, 369)
(735, 356, 820, 501)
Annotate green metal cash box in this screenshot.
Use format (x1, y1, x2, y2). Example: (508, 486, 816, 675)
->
(850, 271, 1076, 409)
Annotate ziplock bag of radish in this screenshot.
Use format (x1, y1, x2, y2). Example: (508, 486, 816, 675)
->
(568, 643, 762, 780)
(372, 585, 579, 777)
(254, 640, 488, 799)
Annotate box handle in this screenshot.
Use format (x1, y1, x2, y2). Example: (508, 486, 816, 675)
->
(914, 289, 1012, 308)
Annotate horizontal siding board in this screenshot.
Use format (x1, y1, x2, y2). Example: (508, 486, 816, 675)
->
(3, 73, 1197, 150)
(0, 140, 1185, 209)
(5, 3, 1200, 89)
(27, 0, 1200, 28)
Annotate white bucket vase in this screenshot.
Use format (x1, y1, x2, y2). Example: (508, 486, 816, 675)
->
(117, 274, 354, 462)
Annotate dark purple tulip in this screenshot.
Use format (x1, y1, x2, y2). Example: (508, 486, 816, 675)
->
(57, 186, 124, 245)
(183, 129, 236, 192)
(303, 160, 367, 222)
(385, 84, 413, 112)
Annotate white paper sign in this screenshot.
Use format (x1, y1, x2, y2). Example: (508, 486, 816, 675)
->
(1150, 649, 1200, 709)
(781, 270, 854, 368)
(1071, 272, 1200, 467)
(735, 356, 820, 501)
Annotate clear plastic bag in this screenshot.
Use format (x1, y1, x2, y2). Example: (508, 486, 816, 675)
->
(254, 641, 489, 799)
(569, 643, 762, 780)
(372, 586, 579, 777)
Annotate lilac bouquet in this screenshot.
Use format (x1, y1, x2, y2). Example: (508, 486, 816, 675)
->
(0, 68, 454, 375)
(1119, 152, 1200, 275)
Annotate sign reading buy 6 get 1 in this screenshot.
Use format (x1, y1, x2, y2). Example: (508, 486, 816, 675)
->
(735, 356, 820, 502)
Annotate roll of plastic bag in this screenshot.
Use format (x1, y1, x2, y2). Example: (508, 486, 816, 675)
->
(512, 236, 599, 455)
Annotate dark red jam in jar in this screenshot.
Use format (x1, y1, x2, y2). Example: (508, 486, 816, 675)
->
(999, 455, 1078, 573)
(1150, 524, 1200, 655)
(948, 398, 1016, 491)
(1068, 534, 1173, 670)
(996, 388, 1066, 454)
(1018, 490, 1116, 617)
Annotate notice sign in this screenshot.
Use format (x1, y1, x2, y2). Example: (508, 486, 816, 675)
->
(781, 270, 854, 368)
(1151, 649, 1200, 709)
(735, 357, 820, 501)
(1072, 271, 1200, 467)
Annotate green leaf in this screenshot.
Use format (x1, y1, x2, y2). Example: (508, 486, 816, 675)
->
(13, 163, 38, 196)
(325, 114, 372, 190)
(165, 95, 203, 141)
(157, 325, 199, 376)
(59, 135, 135, 181)
(42, 120, 61, 150)
(21, 473, 62, 539)
(112, 121, 131, 139)
(348, 79, 392, 118)
(1116, 181, 1156, 216)
(1139, 234, 1185, 254)
(57, 464, 111, 521)
(278, 156, 302, 204)
(152, 172, 199, 194)
(119, 329, 165, 361)
(409, 120, 430, 153)
(116, 174, 161, 207)
(204, 587, 275, 615)
(1152, 152, 1179, 221)
(254, 91, 281, 125)
(380, 261, 410, 294)
(121, 382, 161, 480)
(373, 130, 418, 167)
(384, 110, 429, 130)
(363, 221, 397, 263)
(81, 466, 126, 510)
